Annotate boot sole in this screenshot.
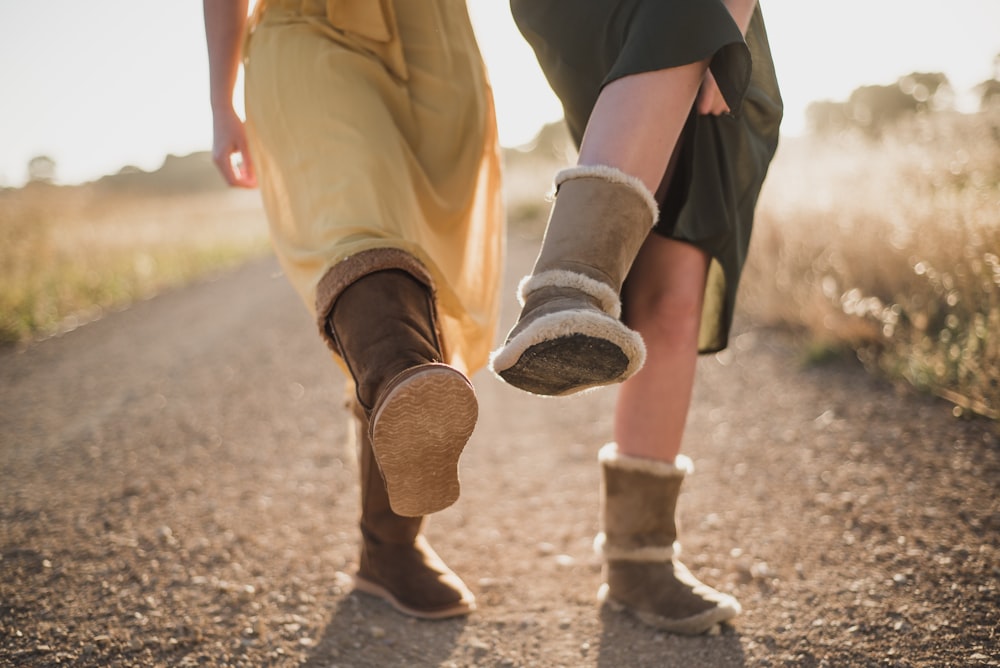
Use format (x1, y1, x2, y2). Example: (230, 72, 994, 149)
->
(370, 364, 477, 517)
(501, 334, 628, 395)
(353, 574, 476, 620)
(598, 583, 741, 635)
(490, 310, 646, 396)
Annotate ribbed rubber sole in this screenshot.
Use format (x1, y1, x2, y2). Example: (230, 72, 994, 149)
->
(490, 307, 645, 397)
(353, 574, 475, 620)
(498, 333, 629, 396)
(370, 364, 478, 517)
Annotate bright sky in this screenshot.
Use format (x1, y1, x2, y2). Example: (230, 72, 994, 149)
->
(1, 1, 998, 187)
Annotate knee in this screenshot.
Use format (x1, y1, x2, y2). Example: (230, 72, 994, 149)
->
(623, 288, 703, 345)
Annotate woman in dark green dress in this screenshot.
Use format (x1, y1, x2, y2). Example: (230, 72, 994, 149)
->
(490, 0, 782, 634)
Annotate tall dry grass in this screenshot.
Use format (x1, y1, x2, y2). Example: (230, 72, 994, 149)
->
(0, 185, 270, 344)
(744, 110, 1000, 419)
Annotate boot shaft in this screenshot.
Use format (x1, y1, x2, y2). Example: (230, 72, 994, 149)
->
(531, 166, 659, 292)
(328, 262, 443, 410)
(598, 443, 692, 558)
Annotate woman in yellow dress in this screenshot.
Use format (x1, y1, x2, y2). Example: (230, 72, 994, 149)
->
(203, 0, 504, 620)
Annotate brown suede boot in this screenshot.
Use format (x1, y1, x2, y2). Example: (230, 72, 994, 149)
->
(350, 402, 476, 619)
(489, 165, 658, 396)
(322, 249, 477, 518)
(596, 443, 741, 635)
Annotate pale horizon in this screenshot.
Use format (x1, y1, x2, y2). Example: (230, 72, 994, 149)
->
(1, 0, 998, 187)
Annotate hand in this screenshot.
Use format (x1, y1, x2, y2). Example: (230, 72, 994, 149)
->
(695, 69, 730, 116)
(211, 107, 257, 188)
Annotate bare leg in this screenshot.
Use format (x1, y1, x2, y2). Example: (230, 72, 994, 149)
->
(577, 59, 709, 193)
(615, 235, 710, 463)
(581, 14, 747, 638)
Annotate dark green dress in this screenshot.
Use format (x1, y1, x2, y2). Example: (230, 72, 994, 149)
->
(509, 0, 783, 353)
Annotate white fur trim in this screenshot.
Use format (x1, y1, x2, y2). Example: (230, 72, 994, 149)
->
(555, 164, 660, 225)
(598, 443, 693, 477)
(489, 310, 646, 394)
(594, 533, 680, 562)
(517, 270, 621, 318)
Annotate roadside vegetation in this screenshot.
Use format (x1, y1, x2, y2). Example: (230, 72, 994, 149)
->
(745, 71, 1000, 419)
(0, 154, 270, 345)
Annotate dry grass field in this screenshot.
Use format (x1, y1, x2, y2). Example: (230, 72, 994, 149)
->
(744, 110, 1000, 419)
(0, 184, 270, 345)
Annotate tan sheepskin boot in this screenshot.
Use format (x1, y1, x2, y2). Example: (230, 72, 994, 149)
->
(596, 443, 741, 635)
(321, 249, 477, 518)
(489, 165, 658, 396)
(350, 402, 476, 619)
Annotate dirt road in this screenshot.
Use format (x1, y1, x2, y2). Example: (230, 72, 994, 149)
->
(2, 233, 998, 667)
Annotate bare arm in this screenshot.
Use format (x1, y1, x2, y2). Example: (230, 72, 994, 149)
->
(696, 0, 758, 116)
(203, 0, 256, 187)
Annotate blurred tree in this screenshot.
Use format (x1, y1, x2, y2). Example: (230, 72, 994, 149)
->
(517, 120, 574, 159)
(807, 72, 953, 137)
(27, 155, 57, 184)
(897, 72, 950, 106)
(805, 100, 851, 136)
(94, 152, 227, 195)
(979, 79, 1000, 111)
(979, 52, 1000, 111)
(848, 72, 950, 135)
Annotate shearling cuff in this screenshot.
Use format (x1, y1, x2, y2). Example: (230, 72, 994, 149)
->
(598, 443, 693, 477)
(517, 269, 622, 318)
(554, 164, 660, 225)
(315, 247, 436, 353)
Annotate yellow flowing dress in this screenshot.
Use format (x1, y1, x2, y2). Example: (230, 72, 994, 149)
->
(243, 0, 505, 375)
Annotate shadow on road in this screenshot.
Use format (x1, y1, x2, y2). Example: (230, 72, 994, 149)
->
(303, 590, 468, 666)
(596, 606, 746, 667)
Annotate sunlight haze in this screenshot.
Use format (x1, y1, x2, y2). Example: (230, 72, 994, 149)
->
(1, 0, 998, 186)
